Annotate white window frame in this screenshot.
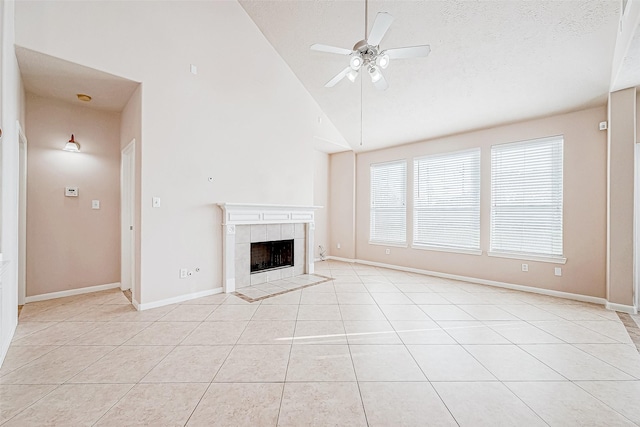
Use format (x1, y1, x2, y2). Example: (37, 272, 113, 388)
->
(412, 148, 481, 255)
(370, 160, 407, 245)
(489, 135, 566, 263)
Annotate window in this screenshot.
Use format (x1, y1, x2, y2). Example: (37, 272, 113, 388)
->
(490, 136, 564, 260)
(370, 160, 407, 245)
(413, 149, 480, 252)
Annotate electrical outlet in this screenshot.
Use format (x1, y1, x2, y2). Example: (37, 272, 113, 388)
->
(385, 248, 391, 255)
(180, 268, 187, 279)
(337, 243, 341, 249)
(555, 267, 562, 277)
(521, 264, 529, 272)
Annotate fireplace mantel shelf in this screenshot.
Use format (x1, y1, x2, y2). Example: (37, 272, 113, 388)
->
(218, 203, 322, 226)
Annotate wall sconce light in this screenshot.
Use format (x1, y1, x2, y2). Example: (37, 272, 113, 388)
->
(64, 134, 81, 152)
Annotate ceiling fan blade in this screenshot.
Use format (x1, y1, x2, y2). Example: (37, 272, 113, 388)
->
(384, 45, 431, 59)
(325, 66, 352, 88)
(311, 43, 353, 55)
(372, 70, 389, 91)
(367, 12, 394, 46)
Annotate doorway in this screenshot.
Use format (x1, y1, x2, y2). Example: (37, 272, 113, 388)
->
(121, 139, 135, 303)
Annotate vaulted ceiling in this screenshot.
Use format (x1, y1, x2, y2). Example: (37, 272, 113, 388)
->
(240, 0, 623, 152)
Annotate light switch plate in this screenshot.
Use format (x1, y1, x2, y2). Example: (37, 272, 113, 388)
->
(152, 197, 161, 208)
(92, 200, 100, 209)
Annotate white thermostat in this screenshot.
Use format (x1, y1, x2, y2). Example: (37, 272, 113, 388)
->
(65, 187, 79, 197)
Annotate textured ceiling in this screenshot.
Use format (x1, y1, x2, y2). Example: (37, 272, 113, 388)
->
(613, 23, 640, 91)
(15, 46, 139, 112)
(240, 0, 621, 152)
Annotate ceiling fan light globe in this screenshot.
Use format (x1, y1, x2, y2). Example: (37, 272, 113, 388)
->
(350, 55, 362, 70)
(64, 141, 80, 152)
(346, 69, 358, 82)
(369, 66, 382, 83)
(377, 53, 390, 69)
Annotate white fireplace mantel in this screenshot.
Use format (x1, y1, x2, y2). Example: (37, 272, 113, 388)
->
(217, 203, 321, 293)
(218, 203, 322, 226)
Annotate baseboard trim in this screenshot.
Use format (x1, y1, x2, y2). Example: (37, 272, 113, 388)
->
(605, 302, 638, 314)
(25, 282, 122, 303)
(137, 287, 224, 311)
(326, 256, 356, 263)
(131, 298, 140, 311)
(326, 256, 607, 306)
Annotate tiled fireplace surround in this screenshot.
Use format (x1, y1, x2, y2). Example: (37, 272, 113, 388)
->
(218, 203, 318, 293)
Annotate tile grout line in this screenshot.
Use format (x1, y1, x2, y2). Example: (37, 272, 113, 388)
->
(6, 291, 141, 426)
(183, 293, 262, 426)
(83, 298, 188, 425)
(332, 267, 371, 426)
(274, 287, 302, 426)
(570, 380, 640, 426)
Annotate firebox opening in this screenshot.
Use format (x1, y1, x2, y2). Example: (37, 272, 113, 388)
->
(250, 239, 294, 274)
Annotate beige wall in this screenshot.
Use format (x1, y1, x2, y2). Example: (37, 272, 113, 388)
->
(607, 88, 636, 306)
(16, 1, 345, 305)
(352, 106, 608, 298)
(329, 151, 356, 259)
(25, 94, 121, 296)
(313, 151, 329, 260)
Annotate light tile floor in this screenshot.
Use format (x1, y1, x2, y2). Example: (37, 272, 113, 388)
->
(2, 260, 640, 426)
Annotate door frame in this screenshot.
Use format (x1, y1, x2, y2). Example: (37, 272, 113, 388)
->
(17, 121, 27, 306)
(635, 142, 640, 311)
(120, 139, 136, 302)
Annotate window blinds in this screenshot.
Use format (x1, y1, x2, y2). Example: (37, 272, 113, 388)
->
(413, 149, 481, 251)
(490, 136, 564, 258)
(370, 160, 407, 244)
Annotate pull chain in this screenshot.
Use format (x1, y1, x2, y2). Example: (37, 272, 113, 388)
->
(360, 75, 363, 146)
(361, 0, 367, 147)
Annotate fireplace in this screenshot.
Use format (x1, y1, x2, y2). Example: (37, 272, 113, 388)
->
(251, 239, 294, 273)
(218, 203, 320, 293)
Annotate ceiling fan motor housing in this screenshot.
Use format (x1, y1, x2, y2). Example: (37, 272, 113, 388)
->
(353, 40, 380, 66)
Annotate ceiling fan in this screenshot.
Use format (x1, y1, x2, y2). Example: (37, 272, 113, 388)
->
(311, 11, 431, 91)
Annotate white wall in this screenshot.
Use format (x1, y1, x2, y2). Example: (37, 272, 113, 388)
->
(15, 1, 344, 305)
(1, 0, 25, 363)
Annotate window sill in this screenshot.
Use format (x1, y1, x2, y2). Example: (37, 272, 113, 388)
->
(488, 251, 567, 264)
(368, 241, 408, 248)
(412, 244, 482, 256)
